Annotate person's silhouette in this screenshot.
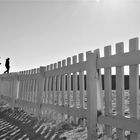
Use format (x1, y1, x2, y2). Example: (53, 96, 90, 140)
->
(4, 58, 10, 73)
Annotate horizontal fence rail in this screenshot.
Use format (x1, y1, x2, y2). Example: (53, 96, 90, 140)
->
(0, 37, 140, 140)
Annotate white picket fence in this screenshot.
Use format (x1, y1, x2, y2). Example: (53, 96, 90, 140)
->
(0, 37, 140, 140)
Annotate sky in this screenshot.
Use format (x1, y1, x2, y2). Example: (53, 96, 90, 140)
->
(0, 0, 140, 73)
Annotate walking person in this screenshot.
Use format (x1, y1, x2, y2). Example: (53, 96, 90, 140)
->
(4, 58, 10, 73)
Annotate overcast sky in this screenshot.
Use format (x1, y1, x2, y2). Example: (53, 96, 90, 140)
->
(0, 0, 140, 73)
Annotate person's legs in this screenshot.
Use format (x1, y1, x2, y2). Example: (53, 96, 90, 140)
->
(4, 67, 9, 73)
(7, 68, 9, 73)
(4, 70, 7, 73)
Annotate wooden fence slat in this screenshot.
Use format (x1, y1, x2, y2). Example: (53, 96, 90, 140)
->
(23, 79, 27, 100)
(129, 38, 139, 140)
(45, 65, 50, 104)
(53, 63, 57, 105)
(21, 80, 26, 100)
(18, 80, 23, 100)
(33, 78, 37, 113)
(116, 42, 125, 140)
(29, 79, 32, 103)
(37, 67, 45, 117)
(29, 71, 32, 104)
(46, 78, 49, 104)
(50, 64, 53, 105)
(26, 79, 30, 111)
(27, 79, 30, 102)
(79, 53, 84, 108)
(28, 79, 31, 102)
(61, 60, 66, 107)
(35, 79, 38, 104)
(44, 77, 48, 104)
(67, 57, 71, 119)
(98, 114, 140, 133)
(9, 80, 12, 98)
(86, 51, 97, 140)
(48, 65, 52, 105)
(28, 70, 31, 106)
(21, 80, 24, 100)
(25, 79, 28, 101)
(72, 55, 78, 123)
(31, 79, 34, 103)
(104, 46, 112, 138)
(24, 71, 28, 101)
(33, 79, 37, 103)
(29, 79, 32, 102)
(98, 48, 140, 68)
(13, 75, 19, 109)
(48, 77, 51, 104)
(57, 61, 61, 105)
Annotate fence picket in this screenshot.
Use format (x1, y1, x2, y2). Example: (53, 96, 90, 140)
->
(45, 65, 50, 104)
(116, 42, 125, 140)
(57, 62, 61, 105)
(79, 53, 84, 109)
(34, 79, 37, 103)
(48, 65, 52, 105)
(61, 59, 66, 121)
(72, 55, 78, 123)
(31, 79, 34, 103)
(129, 38, 139, 140)
(18, 80, 22, 100)
(86, 51, 97, 140)
(67, 57, 71, 120)
(61, 60, 66, 106)
(53, 63, 57, 105)
(26, 79, 30, 111)
(23, 79, 27, 101)
(37, 67, 45, 117)
(50, 64, 53, 105)
(104, 46, 112, 138)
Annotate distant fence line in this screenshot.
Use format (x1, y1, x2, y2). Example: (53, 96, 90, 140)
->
(0, 37, 140, 140)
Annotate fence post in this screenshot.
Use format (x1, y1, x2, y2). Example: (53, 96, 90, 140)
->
(11, 73, 19, 109)
(37, 66, 46, 119)
(86, 51, 98, 140)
